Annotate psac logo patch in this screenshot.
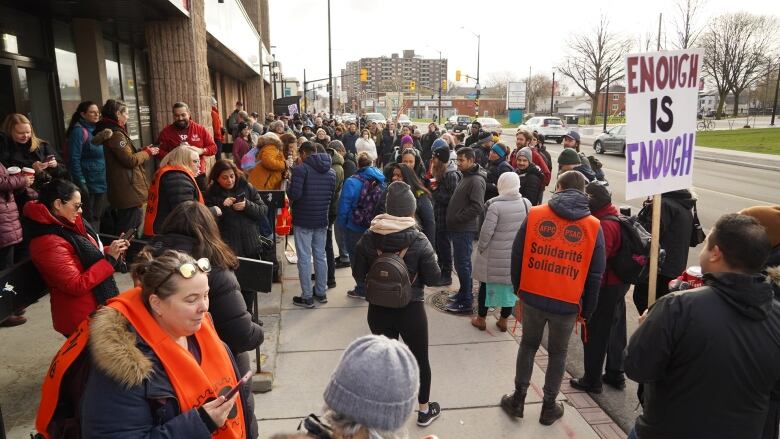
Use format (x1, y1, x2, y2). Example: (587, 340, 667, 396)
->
(538, 220, 557, 238)
(563, 224, 584, 243)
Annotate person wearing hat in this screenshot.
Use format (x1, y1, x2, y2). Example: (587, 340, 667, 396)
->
(430, 141, 461, 286)
(563, 130, 607, 182)
(226, 100, 243, 140)
(516, 147, 546, 206)
(484, 142, 514, 201)
(570, 182, 631, 394)
(320, 335, 421, 435)
(558, 148, 597, 182)
(352, 181, 442, 427)
(391, 134, 419, 165)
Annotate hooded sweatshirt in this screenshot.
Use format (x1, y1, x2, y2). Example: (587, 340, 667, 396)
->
(510, 189, 606, 318)
(625, 271, 780, 439)
(288, 152, 336, 229)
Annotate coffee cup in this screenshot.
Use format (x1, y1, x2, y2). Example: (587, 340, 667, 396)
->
(7, 166, 21, 175)
(22, 167, 35, 176)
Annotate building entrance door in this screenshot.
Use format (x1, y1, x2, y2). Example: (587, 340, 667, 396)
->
(0, 58, 58, 146)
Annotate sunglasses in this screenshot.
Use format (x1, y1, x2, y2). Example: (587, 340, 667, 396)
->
(154, 258, 211, 291)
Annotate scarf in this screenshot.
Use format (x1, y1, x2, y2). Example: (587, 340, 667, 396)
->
(369, 213, 417, 235)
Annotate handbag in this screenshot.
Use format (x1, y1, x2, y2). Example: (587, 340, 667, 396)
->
(485, 283, 517, 308)
(689, 203, 706, 247)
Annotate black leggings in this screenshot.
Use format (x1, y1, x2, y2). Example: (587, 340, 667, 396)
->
(367, 301, 431, 405)
(477, 282, 513, 318)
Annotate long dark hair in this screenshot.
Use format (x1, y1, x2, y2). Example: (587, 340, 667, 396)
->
(38, 179, 79, 211)
(159, 201, 239, 270)
(391, 163, 430, 197)
(208, 159, 245, 188)
(101, 99, 127, 121)
(66, 101, 97, 138)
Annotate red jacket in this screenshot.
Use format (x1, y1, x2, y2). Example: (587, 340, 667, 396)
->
(24, 201, 115, 336)
(211, 106, 224, 142)
(156, 121, 217, 175)
(530, 148, 551, 186)
(592, 203, 623, 286)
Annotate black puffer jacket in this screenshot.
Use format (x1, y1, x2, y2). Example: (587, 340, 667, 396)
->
(625, 272, 780, 439)
(645, 189, 695, 277)
(446, 164, 486, 233)
(485, 158, 514, 201)
(204, 178, 268, 258)
(147, 233, 263, 355)
(152, 170, 200, 235)
(518, 164, 545, 206)
(352, 224, 441, 302)
(432, 161, 461, 230)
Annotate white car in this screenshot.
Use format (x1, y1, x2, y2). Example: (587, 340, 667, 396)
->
(365, 112, 387, 125)
(397, 114, 412, 127)
(473, 117, 503, 135)
(518, 116, 568, 143)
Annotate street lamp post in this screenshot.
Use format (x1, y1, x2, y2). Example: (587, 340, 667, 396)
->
(771, 58, 780, 126)
(460, 27, 480, 118)
(550, 71, 555, 115)
(327, 0, 333, 117)
(603, 66, 611, 133)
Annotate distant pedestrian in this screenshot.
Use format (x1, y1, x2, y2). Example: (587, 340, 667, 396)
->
(355, 128, 377, 162)
(231, 122, 252, 165)
(210, 97, 225, 158)
(420, 122, 440, 167)
(247, 132, 286, 190)
(341, 122, 359, 155)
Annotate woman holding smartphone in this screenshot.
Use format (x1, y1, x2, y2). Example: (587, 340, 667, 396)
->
(24, 179, 128, 336)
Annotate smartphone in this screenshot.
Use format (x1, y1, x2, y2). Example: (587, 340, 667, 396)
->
(45, 154, 56, 162)
(220, 370, 252, 404)
(121, 227, 137, 240)
(235, 193, 246, 203)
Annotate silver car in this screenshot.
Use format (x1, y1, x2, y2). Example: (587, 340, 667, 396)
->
(474, 117, 503, 135)
(593, 124, 626, 155)
(518, 116, 568, 143)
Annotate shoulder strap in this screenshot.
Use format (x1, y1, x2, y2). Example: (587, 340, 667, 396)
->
(602, 215, 620, 222)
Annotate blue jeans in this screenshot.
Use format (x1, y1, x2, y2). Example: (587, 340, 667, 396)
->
(334, 222, 350, 259)
(294, 226, 327, 299)
(346, 228, 366, 296)
(627, 427, 638, 439)
(450, 231, 474, 302)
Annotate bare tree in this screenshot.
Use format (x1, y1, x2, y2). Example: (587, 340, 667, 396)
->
(724, 13, 777, 116)
(526, 74, 553, 113)
(672, 0, 705, 49)
(558, 16, 632, 124)
(484, 71, 521, 98)
(701, 17, 732, 118)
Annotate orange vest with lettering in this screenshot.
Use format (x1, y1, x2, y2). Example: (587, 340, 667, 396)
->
(36, 288, 246, 439)
(143, 165, 204, 236)
(519, 204, 600, 304)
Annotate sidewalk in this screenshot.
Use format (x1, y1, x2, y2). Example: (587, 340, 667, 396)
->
(253, 239, 626, 439)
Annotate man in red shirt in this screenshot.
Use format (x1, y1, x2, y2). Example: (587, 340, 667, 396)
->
(156, 101, 217, 189)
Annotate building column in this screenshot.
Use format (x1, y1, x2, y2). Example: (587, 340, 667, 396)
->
(145, 0, 212, 136)
(72, 18, 109, 104)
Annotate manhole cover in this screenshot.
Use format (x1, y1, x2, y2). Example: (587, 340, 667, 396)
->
(427, 290, 503, 317)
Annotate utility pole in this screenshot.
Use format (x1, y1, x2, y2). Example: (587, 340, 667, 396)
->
(475, 33, 481, 117)
(550, 71, 555, 115)
(438, 52, 442, 124)
(327, 0, 333, 117)
(303, 69, 307, 113)
(771, 59, 780, 126)
(603, 66, 611, 132)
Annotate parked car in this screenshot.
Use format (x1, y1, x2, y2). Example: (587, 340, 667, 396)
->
(450, 115, 472, 133)
(518, 116, 568, 143)
(473, 117, 502, 135)
(365, 112, 387, 125)
(397, 114, 412, 127)
(593, 124, 626, 155)
(342, 113, 357, 123)
(444, 115, 458, 130)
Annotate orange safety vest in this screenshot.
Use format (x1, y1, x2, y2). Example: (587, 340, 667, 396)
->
(36, 287, 246, 439)
(519, 204, 600, 305)
(143, 165, 204, 236)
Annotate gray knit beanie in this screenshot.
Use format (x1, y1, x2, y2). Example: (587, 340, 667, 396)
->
(323, 335, 419, 431)
(385, 181, 417, 217)
(518, 147, 534, 164)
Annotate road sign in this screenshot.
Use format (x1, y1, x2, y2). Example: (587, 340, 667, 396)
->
(506, 81, 527, 110)
(624, 48, 703, 200)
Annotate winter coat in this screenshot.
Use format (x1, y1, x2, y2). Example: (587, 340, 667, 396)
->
(420, 130, 440, 162)
(474, 145, 491, 169)
(341, 131, 359, 155)
(205, 178, 268, 258)
(151, 170, 201, 235)
(342, 152, 358, 180)
(464, 130, 491, 148)
(474, 193, 531, 285)
(591, 203, 623, 286)
(0, 137, 69, 195)
(374, 188, 436, 248)
(94, 119, 152, 209)
(0, 162, 26, 248)
(625, 272, 780, 439)
(380, 128, 397, 161)
(248, 134, 286, 190)
(446, 164, 486, 233)
(147, 233, 263, 355)
(352, 217, 441, 302)
(485, 159, 514, 201)
(81, 305, 255, 439)
(355, 137, 377, 162)
(232, 136, 251, 166)
(658, 190, 696, 278)
(510, 189, 606, 318)
(23, 201, 116, 336)
(518, 164, 545, 206)
(327, 148, 345, 221)
(432, 161, 461, 229)
(211, 106, 224, 142)
(337, 166, 385, 233)
(67, 119, 107, 194)
(287, 153, 336, 229)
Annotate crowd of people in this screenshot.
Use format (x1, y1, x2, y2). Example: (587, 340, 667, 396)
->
(1, 101, 780, 439)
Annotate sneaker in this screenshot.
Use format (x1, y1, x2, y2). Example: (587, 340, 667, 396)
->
(292, 296, 315, 308)
(447, 292, 461, 302)
(346, 289, 365, 300)
(445, 301, 473, 314)
(416, 402, 441, 427)
(314, 294, 328, 304)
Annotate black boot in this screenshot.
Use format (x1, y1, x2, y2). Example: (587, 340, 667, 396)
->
(500, 390, 526, 418)
(539, 399, 564, 426)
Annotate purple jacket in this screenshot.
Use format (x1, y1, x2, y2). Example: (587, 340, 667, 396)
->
(0, 162, 27, 249)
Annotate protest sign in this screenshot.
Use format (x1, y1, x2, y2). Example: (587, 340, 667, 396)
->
(624, 48, 704, 200)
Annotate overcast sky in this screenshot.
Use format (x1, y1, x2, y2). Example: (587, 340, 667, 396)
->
(268, 0, 779, 94)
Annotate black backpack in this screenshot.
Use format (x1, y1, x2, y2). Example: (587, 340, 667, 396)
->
(603, 215, 655, 284)
(365, 247, 415, 308)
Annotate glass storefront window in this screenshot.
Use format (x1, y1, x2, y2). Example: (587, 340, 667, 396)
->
(16, 68, 57, 145)
(0, 5, 46, 58)
(53, 21, 81, 129)
(119, 44, 140, 141)
(104, 39, 122, 100)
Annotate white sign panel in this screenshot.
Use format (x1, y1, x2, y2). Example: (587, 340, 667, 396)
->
(624, 49, 703, 200)
(506, 81, 527, 110)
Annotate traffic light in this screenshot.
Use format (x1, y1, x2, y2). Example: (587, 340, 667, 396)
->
(360, 68, 368, 82)
(409, 80, 416, 91)
(441, 79, 448, 92)
(455, 70, 461, 81)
